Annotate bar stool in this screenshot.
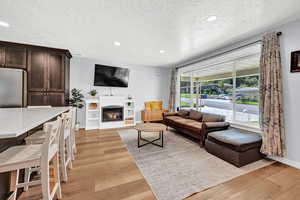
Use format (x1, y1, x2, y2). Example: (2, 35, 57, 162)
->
(70, 107, 77, 160)
(25, 109, 74, 183)
(0, 117, 63, 200)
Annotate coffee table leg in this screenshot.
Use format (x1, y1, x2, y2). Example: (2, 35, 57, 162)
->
(138, 131, 140, 148)
(161, 131, 164, 148)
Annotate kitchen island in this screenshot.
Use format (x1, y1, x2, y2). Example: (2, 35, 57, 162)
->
(0, 107, 71, 199)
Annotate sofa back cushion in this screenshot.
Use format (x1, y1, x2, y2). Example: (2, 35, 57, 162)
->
(202, 113, 225, 122)
(189, 110, 203, 121)
(178, 109, 190, 118)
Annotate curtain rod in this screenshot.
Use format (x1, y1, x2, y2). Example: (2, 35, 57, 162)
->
(177, 31, 282, 69)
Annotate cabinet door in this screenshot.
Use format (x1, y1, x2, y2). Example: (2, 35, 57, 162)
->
(0, 46, 5, 67)
(47, 92, 65, 106)
(28, 92, 48, 106)
(5, 46, 27, 69)
(27, 49, 47, 91)
(48, 52, 64, 92)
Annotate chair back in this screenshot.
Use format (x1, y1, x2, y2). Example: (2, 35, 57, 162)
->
(61, 110, 72, 139)
(42, 117, 62, 162)
(71, 107, 76, 130)
(144, 101, 163, 111)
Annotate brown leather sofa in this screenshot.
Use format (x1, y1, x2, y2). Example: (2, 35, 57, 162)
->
(163, 109, 230, 147)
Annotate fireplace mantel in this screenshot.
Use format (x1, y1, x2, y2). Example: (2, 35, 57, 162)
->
(83, 96, 135, 130)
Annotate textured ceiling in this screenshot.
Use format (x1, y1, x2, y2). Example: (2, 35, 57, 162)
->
(0, 0, 300, 67)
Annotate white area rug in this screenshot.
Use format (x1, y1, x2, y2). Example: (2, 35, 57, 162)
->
(118, 129, 274, 200)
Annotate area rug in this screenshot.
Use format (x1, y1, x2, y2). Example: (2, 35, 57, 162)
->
(118, 129, 274, 200)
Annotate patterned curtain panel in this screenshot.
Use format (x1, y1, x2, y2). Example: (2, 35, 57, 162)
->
(260, 32, 285, 157)
(168, 67, 178, 112)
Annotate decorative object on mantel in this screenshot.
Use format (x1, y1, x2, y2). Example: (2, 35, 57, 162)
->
(291, 51, 300, 73)
(128, 94, 132, 100)
(89, 89, 98, 97)
(69, 88, 84, 130)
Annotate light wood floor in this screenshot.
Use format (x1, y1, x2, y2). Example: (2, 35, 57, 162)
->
(19, 129, 300, 200)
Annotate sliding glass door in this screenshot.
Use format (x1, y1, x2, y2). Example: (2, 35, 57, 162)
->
(179, 54, 260, 127)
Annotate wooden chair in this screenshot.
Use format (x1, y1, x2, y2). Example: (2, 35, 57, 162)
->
(0, 117, 62, 200)
(141, 101, 168, 122)
(25, 109, 74, 183)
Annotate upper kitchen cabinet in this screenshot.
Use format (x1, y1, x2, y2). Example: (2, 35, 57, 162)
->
(0, 46, 4, 67)
(27, 49, 48, 91)
(48, 52, 65, 92)
(5, 46, 27, 69)
(0, 43, 27, 69)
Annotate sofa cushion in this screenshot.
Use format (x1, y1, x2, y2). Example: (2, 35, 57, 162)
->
(202, 113, 225, 122)
(184, 122, 203, 132)
(189, 110, 203, 121)
(207, 129, 262, 152)
(178, 109, 190, 118)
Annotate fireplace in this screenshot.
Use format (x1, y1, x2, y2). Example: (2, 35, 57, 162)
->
(102, 106, 124, 122)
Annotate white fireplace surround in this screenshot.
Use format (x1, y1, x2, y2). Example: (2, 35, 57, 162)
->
(84, 96, 135, 130)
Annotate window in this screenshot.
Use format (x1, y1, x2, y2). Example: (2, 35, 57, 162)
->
(179, 54, 260, 127)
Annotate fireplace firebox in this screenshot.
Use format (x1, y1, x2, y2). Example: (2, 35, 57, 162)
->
(102, 106, 124, 122)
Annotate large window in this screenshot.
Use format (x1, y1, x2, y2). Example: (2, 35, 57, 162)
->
(179, 55, 260, 127)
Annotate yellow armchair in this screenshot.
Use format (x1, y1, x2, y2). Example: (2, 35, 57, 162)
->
(141, 101, 168, 122)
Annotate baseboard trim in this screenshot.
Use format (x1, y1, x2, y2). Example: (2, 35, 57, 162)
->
(268, 156, 300, 169)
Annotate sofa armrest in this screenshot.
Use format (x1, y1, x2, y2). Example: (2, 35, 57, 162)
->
(163, 112, 178, 117)
(205, 122, 230, 132)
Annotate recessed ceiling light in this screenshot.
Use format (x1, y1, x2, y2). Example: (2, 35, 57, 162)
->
(0, 20, 10, 28)
(114, 41, 121, 46)
(159, 50, 165, 54)
(207, 16, 217, 22)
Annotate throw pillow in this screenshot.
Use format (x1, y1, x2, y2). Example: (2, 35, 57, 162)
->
(202, 113, 225, 122)
(178, 109, 190, 118)
(189, 110, 203, 121)
(151, 101, 162, 111)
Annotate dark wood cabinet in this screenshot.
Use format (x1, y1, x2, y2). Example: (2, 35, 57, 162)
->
(28, 92, 65, 106)
(48, 52, 65, 92)
(0, 44, 27, 69)
(0, 40, 72, 107)
(0, 46, 4, 67)
(27, 50, 48, 91)
(5, 46, 27, 69)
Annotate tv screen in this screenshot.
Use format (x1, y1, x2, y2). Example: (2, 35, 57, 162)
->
(94, 64, 129, 87)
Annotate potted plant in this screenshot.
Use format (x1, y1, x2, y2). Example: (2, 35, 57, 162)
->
(69, 88, 84, 130)
(89, 89, 97, 97)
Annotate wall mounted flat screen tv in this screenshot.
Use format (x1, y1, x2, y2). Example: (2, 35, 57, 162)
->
(94, 64, 129, 87)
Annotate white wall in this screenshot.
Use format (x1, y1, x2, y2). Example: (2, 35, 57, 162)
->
(277, 19, 300, 166)
(70, 57, 171, 127)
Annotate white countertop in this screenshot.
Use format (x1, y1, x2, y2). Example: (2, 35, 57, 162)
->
(0, 107, 71, 139)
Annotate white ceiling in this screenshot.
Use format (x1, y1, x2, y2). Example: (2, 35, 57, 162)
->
(1, 0, 300, 67)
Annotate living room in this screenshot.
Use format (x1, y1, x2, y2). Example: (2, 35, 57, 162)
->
(0, 1, 300, 200)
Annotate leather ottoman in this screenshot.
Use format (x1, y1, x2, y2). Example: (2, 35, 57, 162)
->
(205, 129, 264, 167)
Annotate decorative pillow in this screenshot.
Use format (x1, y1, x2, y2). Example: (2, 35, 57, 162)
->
(202, 113, 225, 122)
(178, 109, 190, 118)
(189, 110, 203, 121)
(150, 101, 162, 111)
